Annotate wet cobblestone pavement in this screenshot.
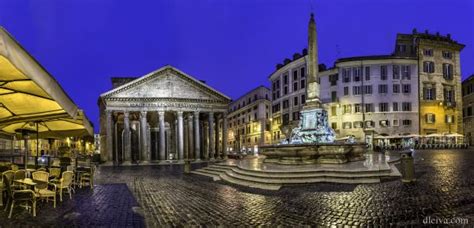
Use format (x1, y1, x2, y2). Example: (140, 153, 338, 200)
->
(1, 149, 473, 227)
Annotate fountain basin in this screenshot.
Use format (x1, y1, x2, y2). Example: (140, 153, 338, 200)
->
(260, 143, 366, 165)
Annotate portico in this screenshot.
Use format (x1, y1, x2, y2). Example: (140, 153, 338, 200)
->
(99, 66, 230, 164)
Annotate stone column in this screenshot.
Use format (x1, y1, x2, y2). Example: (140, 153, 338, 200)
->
(215, 114, 220, 159)
(140, 111, 149, 162)
(123, 111, 131, 164)
(177, 111, 184, 160)
(194, 111, 201, 160)
(203, 122, 209, 159)
(222, 113, 228, 159)
(208, 112, 215, 160)
(158, 111, 166, 161)
(187, 113, 194, 160)
(106, 110, 114, 163)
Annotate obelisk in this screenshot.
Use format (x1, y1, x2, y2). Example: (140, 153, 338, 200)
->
(304, 13, 321, 109)
(297, 13, 335, 143)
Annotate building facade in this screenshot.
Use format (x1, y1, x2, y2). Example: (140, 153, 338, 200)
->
(98, 65, 231, 164)
(320, 57, 419, 142)
(462, 74, 474, 145)
(396, 31, 465, 136)
(226, 86, 272, 153)
(268, 28, 464, 145)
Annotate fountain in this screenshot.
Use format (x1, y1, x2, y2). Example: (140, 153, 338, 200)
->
(260, 13, 365, 165)
(192, 13, 401, 190)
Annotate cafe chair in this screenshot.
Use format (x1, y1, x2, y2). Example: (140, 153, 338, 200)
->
(54, 171, 74, 202)
(12, 170, 26, 190)
(49, 168, 61, 181)
(32, 171, 56, 208)
(3, 175, 36, 218)
(79, 167, 94, 189)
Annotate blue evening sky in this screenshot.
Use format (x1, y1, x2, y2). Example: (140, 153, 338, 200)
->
(0, 0, 472, 132)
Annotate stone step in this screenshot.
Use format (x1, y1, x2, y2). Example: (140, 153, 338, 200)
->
(225, 170, 382, 185)
(219, 172, 282, 191)
(206, 166, 233, 172)
(231, 167, 393, 179)
(190, 170, 221, 181)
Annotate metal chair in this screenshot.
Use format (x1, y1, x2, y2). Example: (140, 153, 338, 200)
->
(32, 171, 56, 208)
(3, 173, 37, 218)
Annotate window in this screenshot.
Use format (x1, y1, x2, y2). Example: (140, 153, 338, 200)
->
(444, 88, 455, 103)
(424, 87, 436, 100)
(293, 71, 298, 80)
(402, 102, 412, 111)
(301, 95, 306, 104)
(354, 121, 363, 128)
(402, 84, 411, 93)
(301, 67, 305, 77)
(393, 65, 400, 79)
(353, 86, 362, 95)
(379, 120, 390, 127)
(354, 104, 362, 113)
(329, 74, 338, 86)
(294, 96, 299, 106)
(284, 75, 288, 85)
(446, 115, 454, 123)
(402, 119, 412, 126)
(301, 80, 306, 88)
(282, 114, 289, 125)
(443, 63, 453, 80)
(276, 80, 280, 89)
(380, 65, 387, 80)
(393, 102, 399, 111)
(292, 112, 300, 121)
(378, 84, 388, 94)
(343, 122, 352, 129)
(393, 84, 400, 93)
(283, 100, 289, 109)
(344, 87, 349, 96)
(342, 68, 351, 83)
(331, 122, 337, 129)
(254, 113, 257, 120)
(379, 103, 389, 112)
(402, 65, 411, 79)
(365, 66, 370, 81)
(353, 67, 361, 82)
(331, 91, 337, 102)
(331, 106, 337, 116)
(272, 104, 281, 112)
(427, 114, 436, 123)
(363, 85, 373, 94)
(343, 105, 352, 114)
(365, 120, 375, 128)
(423, 61, 435, 73)
(424, 49, 433, 56)
(365, 103, 374, 112)
(293, 82, 298, 91)
(442, 51, 452, 59)
(284, 86, 288, 95)
(393, 119, 399, 126)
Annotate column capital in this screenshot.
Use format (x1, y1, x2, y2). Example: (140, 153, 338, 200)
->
(194, 110, 200, 115)
(123, 111, 130, 118)
(209, 112, 214, 120)
(106, 110, 113, 116)
(177, 111, 183, 117)
(140, 110, 147, 117)
(158, 111, 165, 117)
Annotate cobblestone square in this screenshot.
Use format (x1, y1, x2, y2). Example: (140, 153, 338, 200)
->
(1, 149, 473, 227)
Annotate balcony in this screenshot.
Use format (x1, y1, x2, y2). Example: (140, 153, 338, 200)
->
(443, 101, 456, 108)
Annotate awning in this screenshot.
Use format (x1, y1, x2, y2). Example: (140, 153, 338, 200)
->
(0, 27, 93, 137)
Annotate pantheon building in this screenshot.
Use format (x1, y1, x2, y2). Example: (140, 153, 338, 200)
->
(99, 65, 231, 164)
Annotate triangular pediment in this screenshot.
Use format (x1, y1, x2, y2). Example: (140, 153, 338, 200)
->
(101, 65, 230, 103)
